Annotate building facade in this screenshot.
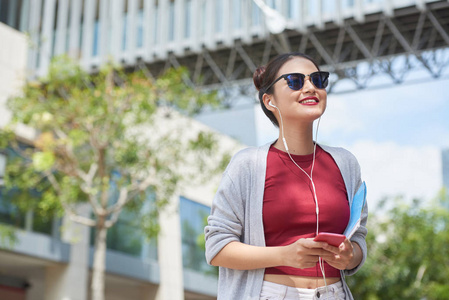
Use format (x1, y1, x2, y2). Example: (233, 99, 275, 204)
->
(0, 17, 241, 300)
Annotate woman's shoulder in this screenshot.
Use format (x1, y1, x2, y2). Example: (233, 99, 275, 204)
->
(227, 146, 260, 168)
(225, 144, 270, 174)
(319, 144, 359, 164)
(319, 144, 362, 183)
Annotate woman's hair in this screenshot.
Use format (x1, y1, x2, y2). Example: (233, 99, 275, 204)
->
(253, 52, 321, 127)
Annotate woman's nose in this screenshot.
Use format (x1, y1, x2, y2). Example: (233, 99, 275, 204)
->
(302, 77, 316, 93)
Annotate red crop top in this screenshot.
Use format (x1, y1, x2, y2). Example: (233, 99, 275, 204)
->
(263, 145, 350, 277)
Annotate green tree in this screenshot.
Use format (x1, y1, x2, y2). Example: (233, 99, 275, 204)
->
(347, 189, 449, 300)
(1, 56, 229, 300)
(0, 224, 16, 248)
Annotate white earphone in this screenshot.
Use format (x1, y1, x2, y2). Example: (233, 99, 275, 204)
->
(269, 98, 328, 291)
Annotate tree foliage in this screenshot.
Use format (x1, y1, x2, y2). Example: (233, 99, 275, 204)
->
(0, 55, 230, 300)
(347, 189, 449, 300)
(2, 55, 225, 232)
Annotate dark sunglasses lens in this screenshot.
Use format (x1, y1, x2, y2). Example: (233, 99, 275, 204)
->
(311, 72, 329, 89)
(285, 74, 304, 90)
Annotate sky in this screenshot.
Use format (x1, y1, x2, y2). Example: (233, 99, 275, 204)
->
(255, 76, 449, 211)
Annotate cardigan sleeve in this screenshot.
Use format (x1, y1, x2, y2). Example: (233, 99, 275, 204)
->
(204, 171, 245, 265)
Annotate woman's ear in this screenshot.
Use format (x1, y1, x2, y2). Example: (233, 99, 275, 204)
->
(263, 94, 276, 112)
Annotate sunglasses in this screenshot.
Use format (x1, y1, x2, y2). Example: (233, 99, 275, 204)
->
(264, 71, 330, 93)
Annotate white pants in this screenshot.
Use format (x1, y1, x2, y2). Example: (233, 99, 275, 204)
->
(259, 280, 346, 300)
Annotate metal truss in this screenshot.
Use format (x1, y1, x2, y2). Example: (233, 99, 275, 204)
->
(134, 1, 449, 103)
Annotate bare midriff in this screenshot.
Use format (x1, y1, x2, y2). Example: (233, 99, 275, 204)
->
(263, 274, 341, 289)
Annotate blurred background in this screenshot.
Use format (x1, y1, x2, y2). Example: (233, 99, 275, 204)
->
(0, 0, 448, 299)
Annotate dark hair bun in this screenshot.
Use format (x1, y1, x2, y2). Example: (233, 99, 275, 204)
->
(253, 66, 266, 91)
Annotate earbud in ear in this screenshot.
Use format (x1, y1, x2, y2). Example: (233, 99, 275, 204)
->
(268, 101, 276, 108)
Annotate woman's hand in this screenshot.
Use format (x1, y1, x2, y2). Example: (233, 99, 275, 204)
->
(320, 239, 361, 270)
(281, 238, 331, 269)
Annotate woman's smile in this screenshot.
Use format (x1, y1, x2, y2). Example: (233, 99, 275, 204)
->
(299, 96, 319, 105)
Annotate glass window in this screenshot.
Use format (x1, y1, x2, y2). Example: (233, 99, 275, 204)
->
(90, 216, 157, 259)
(0, 187, 26, 229)
(102, 209, 145, 256)
(343, 0, 355, 8)
(0, 147, 54, 235)
(153, 5, 159, 44)
(201, 0, 206, 36)
(169, 1, 175, 41)
(252, 1, 261, 27)
(137, 9, 143, 48)
(93, 20, 99, 56)
(322, 0, 336, 14)
(89, 182, 158, 259)
(306, 0, 319, 16)
(123, 14, 127, 50)
(288, 0, 300, 19)
(215, 0, 223, 33)
(185, 0, 191, 38)
(180, 196, 216, 275)
(90, 172, 157, 259)
(233, 0, 241, 30)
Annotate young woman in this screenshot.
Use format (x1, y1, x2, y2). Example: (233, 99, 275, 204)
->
(205, 52, 368, 300)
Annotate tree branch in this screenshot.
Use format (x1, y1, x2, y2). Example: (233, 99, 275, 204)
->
(104, 187, 128, 228)
(60, 202, 97, 227)
(104, 170, 157, 228)
(60, 162, 103, 217)
(68, 213, 97, 227)
(45, 171, 61, 192)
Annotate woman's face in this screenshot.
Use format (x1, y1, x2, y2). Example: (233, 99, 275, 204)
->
(265, 57, 327, 124)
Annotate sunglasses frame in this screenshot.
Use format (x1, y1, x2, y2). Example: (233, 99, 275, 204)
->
(263, 71, 330, 93)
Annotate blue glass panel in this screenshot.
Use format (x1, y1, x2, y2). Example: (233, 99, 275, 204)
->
(88, 173, 157, 259)
(288, 0, 300, 19)
(0, 147, 54, 235)
(93, 20, 99, 56)
(344, 0, 355, 8)
(137, 10, 143, 48)
(215, 0, 223, 33)
(201, 1, 206, 36)
(233, 0, 241, 30)
(322, 0, 336, 13)
(0, 187, 26, 229)
(123, 14, 127, 51)
(252, 1, 261, 26)
(154, 6, 159, 44)
(185, 0, 191, 38)
(179, 196, 217, 275)
(169, 1, 175, 41)
(306, 0, 318, 16)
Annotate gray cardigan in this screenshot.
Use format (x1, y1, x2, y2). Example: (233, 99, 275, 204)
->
(205, 142, 368, 300)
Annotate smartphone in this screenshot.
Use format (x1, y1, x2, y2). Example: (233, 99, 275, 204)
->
(313, 232, 346, 247)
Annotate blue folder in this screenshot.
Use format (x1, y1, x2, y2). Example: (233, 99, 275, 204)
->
(343, 181, 367, 238)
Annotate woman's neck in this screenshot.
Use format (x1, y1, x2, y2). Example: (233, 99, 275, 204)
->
(273, 121, 315, 155)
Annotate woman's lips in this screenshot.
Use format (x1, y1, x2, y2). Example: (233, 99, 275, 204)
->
(299, 97, 319, 105)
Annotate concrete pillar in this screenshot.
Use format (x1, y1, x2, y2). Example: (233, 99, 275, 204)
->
(156, 195, 184, 300)
(44, 204, 91, 300)
(142, 284, 159, 300)
(26, 271, 46, 300)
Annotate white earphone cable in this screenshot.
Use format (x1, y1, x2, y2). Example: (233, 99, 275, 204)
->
(274, 104, 329, 295)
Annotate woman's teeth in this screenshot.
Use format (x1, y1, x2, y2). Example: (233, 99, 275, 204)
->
(300, 99, 317, 104)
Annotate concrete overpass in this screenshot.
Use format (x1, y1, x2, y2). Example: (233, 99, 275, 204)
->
(2, 0, 449, 99)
